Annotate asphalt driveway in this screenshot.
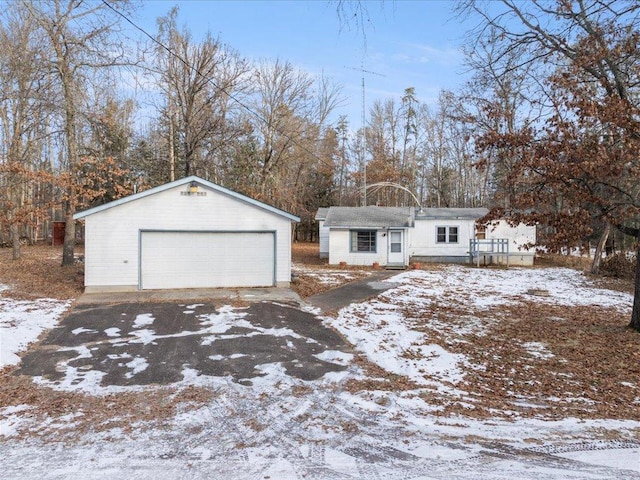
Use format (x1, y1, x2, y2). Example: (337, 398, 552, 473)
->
(15, 300, 352, 388)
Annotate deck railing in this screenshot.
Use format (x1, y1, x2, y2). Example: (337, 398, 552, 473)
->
(469, 238, 510, 267)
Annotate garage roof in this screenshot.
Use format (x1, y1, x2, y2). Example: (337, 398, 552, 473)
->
(73, 175, 300, 222)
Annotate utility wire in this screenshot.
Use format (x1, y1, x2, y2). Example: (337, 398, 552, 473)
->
(100, 0, 336, 170)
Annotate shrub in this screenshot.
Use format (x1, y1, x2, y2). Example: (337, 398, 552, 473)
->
(600, 252, 636, 280)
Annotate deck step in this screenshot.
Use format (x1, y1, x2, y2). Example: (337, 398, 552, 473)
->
(385, 264, 407, 270)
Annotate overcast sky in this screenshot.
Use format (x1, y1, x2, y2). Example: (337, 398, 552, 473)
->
(133, 0, 475, 126)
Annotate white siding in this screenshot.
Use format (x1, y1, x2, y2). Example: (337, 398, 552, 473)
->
(83, 184, 293, 291)
(485, 220, 536, 266)
(328, 229, 390, 266)
(409, 219, 476, 258)
(318, 220, 329, 259)
(486, 220, 536, 247)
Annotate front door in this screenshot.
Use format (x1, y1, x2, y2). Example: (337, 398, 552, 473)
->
(388, 230, 404, 265)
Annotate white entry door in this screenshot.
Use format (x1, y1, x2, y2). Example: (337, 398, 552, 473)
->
(388, 230, 404, 265)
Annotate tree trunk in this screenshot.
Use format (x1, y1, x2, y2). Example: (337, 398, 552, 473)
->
(614, 225, 640, 332)
(629, 238, 640, 332)
(60, 81, 78, 266)
(169, 110, 175, 182)
(61, 196, 76, 266)
(9, 217, 20, 261)
(7, 175, 21, 260)
(591, 222, 610, 274)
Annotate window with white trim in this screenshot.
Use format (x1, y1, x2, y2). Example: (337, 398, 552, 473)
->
(350, 230, 376, 252)
(436, 226, 459, 243)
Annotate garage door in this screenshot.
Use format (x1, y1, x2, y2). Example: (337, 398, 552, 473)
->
(140, 231, 275, 289)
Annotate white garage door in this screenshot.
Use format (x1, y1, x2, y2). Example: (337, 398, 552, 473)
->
(140, 231, 275, 289)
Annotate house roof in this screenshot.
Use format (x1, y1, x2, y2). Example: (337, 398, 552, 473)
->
(315, 207, 329, 221)
(318, 206, 490, 228)
(415, 207, 489, 220)
(323, 206, 414, 228)
(73, 175, 300, 222)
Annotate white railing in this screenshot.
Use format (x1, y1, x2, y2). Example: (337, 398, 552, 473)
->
(469, 239, 510, 267)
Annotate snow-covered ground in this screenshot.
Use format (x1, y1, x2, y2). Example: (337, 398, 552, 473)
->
(293, 265, 373, 286)
(0, 286, 71, 367)
(1, 268, 639, 479)
(330, 266, 634, 387)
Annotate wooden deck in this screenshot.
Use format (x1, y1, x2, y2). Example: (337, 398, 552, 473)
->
(469, 238, 510, 267)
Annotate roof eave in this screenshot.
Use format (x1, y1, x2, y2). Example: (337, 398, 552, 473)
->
(73, 175, 300, 222)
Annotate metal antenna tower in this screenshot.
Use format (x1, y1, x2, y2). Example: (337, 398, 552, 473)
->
(345, 64, 385, 206)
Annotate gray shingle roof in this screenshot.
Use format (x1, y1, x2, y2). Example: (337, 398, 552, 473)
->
(323, 206, 414, 228)
(315, 207, 330, 221)
(318, 206, 489, 228)
(415, 207, 489, 220)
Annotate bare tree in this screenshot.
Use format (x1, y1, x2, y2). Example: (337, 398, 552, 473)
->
(461, 24, 544, 211)
(250, 59, 318, 197)
(0, 4, 53, 259)
(155, 9, 251, 179)
(22, 0, 131, 266)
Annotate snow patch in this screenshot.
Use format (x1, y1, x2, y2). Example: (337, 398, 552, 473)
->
(133, 313, 155, 328)
(72, 327, 97, 335)
(125, 357, 149, 378)
(314, 350, 353, 365)
(0, 293, 70, 367)
(523, 341, 554, 359)
(104, 327, 121, 337)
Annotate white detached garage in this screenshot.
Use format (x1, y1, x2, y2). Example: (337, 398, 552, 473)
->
(73, 176, 299, 292)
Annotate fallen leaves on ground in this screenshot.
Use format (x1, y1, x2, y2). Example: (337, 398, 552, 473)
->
(291, 242, 373, 298)
(0, 245, 84, 300)
(0, 373, 214, 440)
(341, 266, 640, 422)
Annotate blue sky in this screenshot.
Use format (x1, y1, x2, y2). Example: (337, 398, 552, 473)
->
(135, 0, 474, 127)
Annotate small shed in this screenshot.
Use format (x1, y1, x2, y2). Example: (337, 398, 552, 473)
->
(52, 221, 65, 246)
(73, 176, 299, 292)
(315, 207, 330, 259)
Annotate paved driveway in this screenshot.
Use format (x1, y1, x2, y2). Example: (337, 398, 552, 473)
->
(5, 284, 640, 479)
(16, 300, 351, 389)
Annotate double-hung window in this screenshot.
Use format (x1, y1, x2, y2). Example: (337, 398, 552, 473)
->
(350, 230, 376, 253)
(436, 226, 459, 244)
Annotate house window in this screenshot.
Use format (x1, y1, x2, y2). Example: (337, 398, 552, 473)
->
(476, 225, 486, 240)
(436, 226, 459, 243)
(350, 230, 376, 252)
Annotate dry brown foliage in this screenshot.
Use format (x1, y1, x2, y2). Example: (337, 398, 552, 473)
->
(292, 241, 325, 265)
(291, 272, 329, 298)
(0, 244, 84, 300)
(346, 290, 640, 421)
(534, 253, 592, 271)
(0, 373, 214, 441)
(344, 355, 421, 393)
(291, 242, 372, 298)
(601, 253, 637, 280)
(450, 302, 640, 420)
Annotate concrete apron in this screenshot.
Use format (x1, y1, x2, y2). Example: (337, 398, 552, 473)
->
(76, 287, 302, 306)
